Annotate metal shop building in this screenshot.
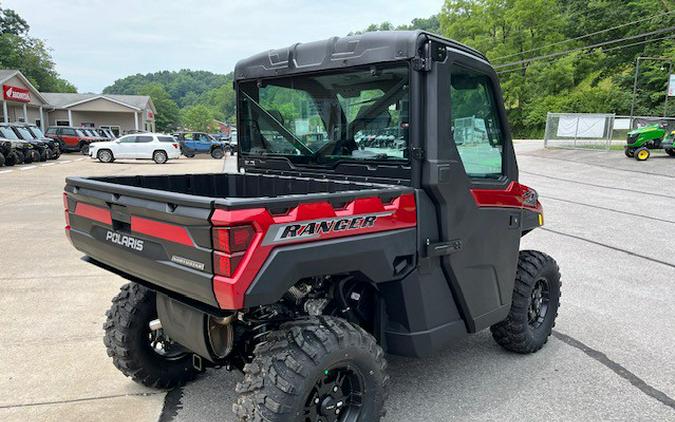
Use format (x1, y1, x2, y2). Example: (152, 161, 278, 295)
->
(0, 69, 156, 135)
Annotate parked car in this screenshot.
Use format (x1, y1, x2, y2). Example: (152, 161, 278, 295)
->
(173, 131, 227, 159)
(19, 124, 61, 160)
(80, 128, 109, 143)
(95, 128, 116, 140)
(0, 126, 36, 164)
(89, 133, 181, 164)
(45, 126, 100, 154)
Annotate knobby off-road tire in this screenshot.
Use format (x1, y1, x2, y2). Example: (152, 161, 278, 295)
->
(491, 250, 561, 354)
(5, 151, 18, 166)
(103, 282, 198, 389)
(634, 147, 650, 161)
(0, 152, 4, 167)
(234, 316, 389, 422)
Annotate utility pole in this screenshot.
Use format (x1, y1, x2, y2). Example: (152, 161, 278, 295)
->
(630, 56, 673, 125)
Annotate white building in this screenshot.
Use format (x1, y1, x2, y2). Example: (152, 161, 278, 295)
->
(0, 69, 156, 135)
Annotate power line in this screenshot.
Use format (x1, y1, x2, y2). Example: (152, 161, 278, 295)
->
(492, 10, 675, 62)
(495, 34, 674, 75)
(494, 26, 675, 70)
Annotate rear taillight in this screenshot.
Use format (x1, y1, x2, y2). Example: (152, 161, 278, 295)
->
(212, 225, 255, 277)
(173, 143, 179, 149)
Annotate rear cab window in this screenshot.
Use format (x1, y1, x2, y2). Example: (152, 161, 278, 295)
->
(136, 136, 153, 143)
(450, 67, 504, 179)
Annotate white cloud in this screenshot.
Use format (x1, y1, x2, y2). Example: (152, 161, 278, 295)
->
(3, 0, 442, 92)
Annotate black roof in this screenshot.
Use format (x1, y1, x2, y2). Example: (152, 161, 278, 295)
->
(234, 30, 487, 81)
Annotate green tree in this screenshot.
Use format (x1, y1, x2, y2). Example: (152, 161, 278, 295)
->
(139, 83, 180, 132)
(180, 104, 215, 131)
(0, 7, 76, 92)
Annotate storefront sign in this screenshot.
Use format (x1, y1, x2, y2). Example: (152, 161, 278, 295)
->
(3, 85, 31, 103)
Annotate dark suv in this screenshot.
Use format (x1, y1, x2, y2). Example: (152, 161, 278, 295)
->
(17, 124, 61, 160)
(0, 125, 37, 164)
(45, 126, 100, 154)
(5, 124, 51, 161)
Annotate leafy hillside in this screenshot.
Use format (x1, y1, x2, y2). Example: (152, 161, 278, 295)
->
(103, 69, 236, 131)
(354, 0, 674, 137)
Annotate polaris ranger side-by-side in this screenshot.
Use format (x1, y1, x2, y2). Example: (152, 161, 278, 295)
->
(64, 31, 561, 421)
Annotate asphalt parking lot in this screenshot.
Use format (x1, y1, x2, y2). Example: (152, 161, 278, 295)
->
(1, 144, 674, 421)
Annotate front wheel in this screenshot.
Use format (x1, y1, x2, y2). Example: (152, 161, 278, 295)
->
(153, 150, 168, 164)
(624, 148, 634, 158)
(211, 147, 224, 159)
(0, 152, 5, 167)
(634, 147, 650, 161)
(234, 317, 389, 421)
(666, 148, 675, 157)
(103, 283, 198, 389)
(80, 143, 90, 155)
(97, 149, 114, 163)
(491, 250, 561, 354)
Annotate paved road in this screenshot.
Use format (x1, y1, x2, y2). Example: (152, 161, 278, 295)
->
(1, 145, 674, 421)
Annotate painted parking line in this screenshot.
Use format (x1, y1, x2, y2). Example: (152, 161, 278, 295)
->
(41, 162, 56, 167)
(0, 169, 12, 175)
(75, 157, 85, 161)
(19, 166, 37, 171)
(59, 160, 71, 164)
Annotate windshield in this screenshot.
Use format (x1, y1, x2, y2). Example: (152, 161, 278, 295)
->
(0, 127, 18, 140)
(238, 63, 409, 166)
(16, 127, 34, 140)
(30, 127, 45, 137)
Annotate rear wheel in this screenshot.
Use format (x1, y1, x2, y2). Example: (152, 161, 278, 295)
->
(0, 152, 5, 167)
(211, 147, 224, 159)
(14, 150, 24, 164)
(39, 149, 48, 162)
(234, 317, 388, 422)
(491, 250, 561, 354)
(624, 148, 634, 158)
(80, 142, 90, 155)
(22, 150, 34, 164)
(5, 151, 17, 166)
(97, 149, 114, 163)
(153, 150, 168, 164)
(634, 147, 650, 161)
(666, 148, 675, 157)
(103, 282, 198, 389)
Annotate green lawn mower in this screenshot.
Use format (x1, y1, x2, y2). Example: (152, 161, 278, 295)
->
(625, 122, 675, 161)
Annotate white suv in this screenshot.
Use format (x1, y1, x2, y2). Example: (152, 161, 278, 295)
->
(89, 133, 181, 164)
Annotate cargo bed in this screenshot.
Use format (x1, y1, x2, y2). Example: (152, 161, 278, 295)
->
(64, 172, 414, 310)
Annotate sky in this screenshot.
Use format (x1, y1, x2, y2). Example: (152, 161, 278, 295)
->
(5, 0, 443, 93)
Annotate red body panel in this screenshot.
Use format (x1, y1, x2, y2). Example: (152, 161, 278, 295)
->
(73, 202, 112, 225)
(130, 216, 194, 247)
(210, 193, 417, 310)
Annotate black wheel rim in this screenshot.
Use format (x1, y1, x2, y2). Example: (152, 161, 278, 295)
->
(528, 278, 550, 329)
(303, 364, 365, 422)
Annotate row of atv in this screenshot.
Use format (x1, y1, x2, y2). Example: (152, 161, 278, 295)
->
(0, 123, 61, 167)
(625, 122, 675, 161)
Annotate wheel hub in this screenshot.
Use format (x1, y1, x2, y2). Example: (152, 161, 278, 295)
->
(304, 366, 363, 422)
(528, 278, 550, 328)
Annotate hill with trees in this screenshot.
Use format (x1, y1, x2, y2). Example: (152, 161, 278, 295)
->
(356, 0, 674, 137)
(103, 70, 235, 132)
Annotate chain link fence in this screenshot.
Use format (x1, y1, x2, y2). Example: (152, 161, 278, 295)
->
(544, 113, 675, 150)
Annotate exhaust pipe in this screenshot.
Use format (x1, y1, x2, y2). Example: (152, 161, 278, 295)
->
(155, 293, 235, 362)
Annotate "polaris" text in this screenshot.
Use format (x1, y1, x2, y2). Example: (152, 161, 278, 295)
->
(105, 231, 144, 251)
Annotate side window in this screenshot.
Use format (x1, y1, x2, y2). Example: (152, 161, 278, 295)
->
(450, 68, 504, 178)
(119, 135, 136, 143)
(136, 135, 153, 143)
(46, 128, 57, 135)
(61, 128, 76, 136)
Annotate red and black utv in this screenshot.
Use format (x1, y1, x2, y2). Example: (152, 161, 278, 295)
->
(64, 31, 560, 421)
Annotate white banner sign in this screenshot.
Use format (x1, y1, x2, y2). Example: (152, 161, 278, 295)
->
(669, 74, 675, 97)
(556, 115, 606, 138)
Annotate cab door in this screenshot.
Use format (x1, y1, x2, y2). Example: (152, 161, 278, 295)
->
(115, 135, 137, 158)
(59, 128, 79, 149)
(419, 48, 522, 333)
